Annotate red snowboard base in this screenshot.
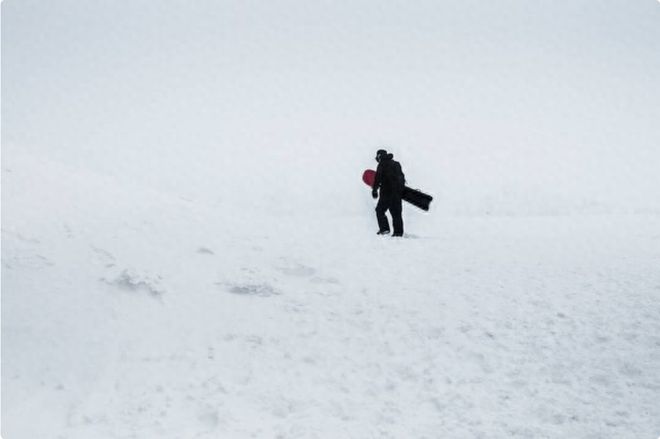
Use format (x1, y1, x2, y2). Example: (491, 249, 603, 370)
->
(362, 168, 433, 211)
(362, 169, 376, 187)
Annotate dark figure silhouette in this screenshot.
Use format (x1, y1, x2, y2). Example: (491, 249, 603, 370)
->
(371, 149, 405, 236)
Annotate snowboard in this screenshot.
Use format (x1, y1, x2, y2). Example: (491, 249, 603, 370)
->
(362, 169, 433, 211)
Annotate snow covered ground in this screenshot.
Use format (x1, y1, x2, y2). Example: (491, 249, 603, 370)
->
(3, 145, 659, 438)
(3, 1, 660, 438)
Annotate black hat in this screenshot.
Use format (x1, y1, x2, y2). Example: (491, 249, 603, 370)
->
(375, 149, 388, 161)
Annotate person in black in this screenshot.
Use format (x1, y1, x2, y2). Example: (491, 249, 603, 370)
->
(372, 149, 405, 236)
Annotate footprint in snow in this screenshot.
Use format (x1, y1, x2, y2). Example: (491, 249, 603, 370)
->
(224, 283, 280, 297)
(277, 263, 316, 277)
(103, 269, 166, 299)
(91, 246, 116, 267)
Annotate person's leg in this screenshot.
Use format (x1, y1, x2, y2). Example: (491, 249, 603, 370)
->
(375, 196, 391, 233)
(390, 194, 404, 236)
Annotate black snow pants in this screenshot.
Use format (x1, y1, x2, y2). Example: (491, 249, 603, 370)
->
(376, 190, 403, 235)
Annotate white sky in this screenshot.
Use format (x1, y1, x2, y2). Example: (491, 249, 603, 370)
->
(2, 0, 660, 213)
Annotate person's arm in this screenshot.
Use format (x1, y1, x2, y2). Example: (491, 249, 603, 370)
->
(373, 164, 383, 190)
(372, 164, 382, 197)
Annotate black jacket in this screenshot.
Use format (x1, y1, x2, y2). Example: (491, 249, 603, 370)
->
(372, 154, 405, 195)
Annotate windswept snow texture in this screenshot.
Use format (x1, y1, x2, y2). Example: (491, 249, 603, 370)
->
(3, 1, 660, 438)
(3, 148, 660, 439)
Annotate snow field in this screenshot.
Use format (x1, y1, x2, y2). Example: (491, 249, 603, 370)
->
(2, 148, 659, 438)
